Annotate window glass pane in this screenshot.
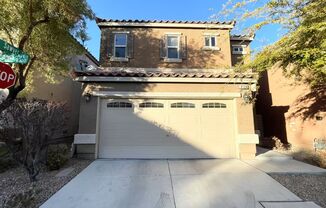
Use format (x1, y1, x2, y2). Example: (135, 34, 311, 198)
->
(115, 47, 126, 57)
(205, 37, 210, 46)
(167, 36, 178, 46)
(168, 48, 178, 58)
(139, 102, 164, 108)
(211, 37, 216, 47)
(115, 34, 127, 45)
(239, 47, 243, 52)
(233, 47, 239, 52)
(202, 103, 227, 108)
(171, 102, 195, 108)
(107, 102, 132, 108)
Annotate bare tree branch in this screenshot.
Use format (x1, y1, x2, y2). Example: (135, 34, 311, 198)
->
(18, 15, 50, 50)
(23, 56, 36, 78)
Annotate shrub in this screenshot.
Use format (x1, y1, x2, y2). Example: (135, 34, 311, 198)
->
(0, 99, 67, 181)
(46, 144, 69, 171)
(0, 144, 17, 173)
(272, 137, 291, 151)
(292, 149, 326, 169)
(2, 185, 39, 208)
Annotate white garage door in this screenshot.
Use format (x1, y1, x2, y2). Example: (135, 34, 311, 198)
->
(98, 99, 236, 158)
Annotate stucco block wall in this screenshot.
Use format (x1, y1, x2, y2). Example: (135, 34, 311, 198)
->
(256, 67, 326, 149)
(99, 27, 232, 68)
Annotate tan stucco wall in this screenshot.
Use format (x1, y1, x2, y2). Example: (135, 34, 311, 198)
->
(100, 27, 232, 68)
(78, 92, 98, 134)
(230, 40, 251, 66)
(236, 98, 255, 134)
(27, 54, 98, 136)
(27, 74, 82, 136)
(256, 67, 326, 149)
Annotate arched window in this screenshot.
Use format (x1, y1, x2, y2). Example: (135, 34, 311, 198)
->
(139, 102, 164, 108)
(171, 102, 195, 108)
(107, 102, 132, 108)
(202, 102, 227, 108)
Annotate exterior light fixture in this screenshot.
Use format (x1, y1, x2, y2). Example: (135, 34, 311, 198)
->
(84, 93, 91, 102)
(242, 91, 252, 104)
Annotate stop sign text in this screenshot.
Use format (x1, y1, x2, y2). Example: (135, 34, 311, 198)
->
(0, 62, 16, 89)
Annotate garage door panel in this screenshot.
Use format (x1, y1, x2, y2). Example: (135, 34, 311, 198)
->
(99, 99, 236, 159)
(99, 146, 214, 159)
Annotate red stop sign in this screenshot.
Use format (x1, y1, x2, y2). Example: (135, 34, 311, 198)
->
(0, 62, 16, 89)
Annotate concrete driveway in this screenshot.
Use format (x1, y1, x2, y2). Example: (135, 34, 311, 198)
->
(41, 159, 316, 208)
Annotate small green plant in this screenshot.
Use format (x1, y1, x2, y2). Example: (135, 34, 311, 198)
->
(46, 145, 69, 171)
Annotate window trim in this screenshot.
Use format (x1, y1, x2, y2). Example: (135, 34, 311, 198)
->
(232, 45, 247, 55)
(165, 34, 181, 61)
(113, 33, 128, 59)
(203, 34, 220, 50)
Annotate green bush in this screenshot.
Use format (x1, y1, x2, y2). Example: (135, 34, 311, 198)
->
(46, 145, 69, 171)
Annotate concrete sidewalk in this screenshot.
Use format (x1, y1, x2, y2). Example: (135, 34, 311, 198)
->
(40, 159, 321, 208)
(246, 147, 326, 174)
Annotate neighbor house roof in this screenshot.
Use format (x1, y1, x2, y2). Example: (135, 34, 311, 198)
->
(96, 17, 236, 29)
(230, 35, 255, 41)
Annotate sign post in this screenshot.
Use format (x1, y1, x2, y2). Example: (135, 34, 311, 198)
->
(0, 62, 16, 89)
(0, 39, 30, 64)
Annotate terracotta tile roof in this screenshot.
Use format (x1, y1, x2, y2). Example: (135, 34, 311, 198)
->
(75, 69, 255, 79)
(231, 34, 255, 41)
(96, 17, 235, 26)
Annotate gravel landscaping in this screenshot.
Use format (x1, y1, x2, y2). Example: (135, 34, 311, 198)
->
(270, 173, 326, 208)
(0, 158, 93, 208)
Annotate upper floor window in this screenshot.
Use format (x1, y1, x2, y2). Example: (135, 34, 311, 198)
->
(160, 33, 186, 62)
(203, 34, 220, 50)
(232, 45, 247, 55)
(114, 33, 128, 58)
(167, 35, 180, 59)
(78, 60, 89, 71)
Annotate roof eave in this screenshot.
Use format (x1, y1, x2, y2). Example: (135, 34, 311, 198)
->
(97, 22, 234, 29)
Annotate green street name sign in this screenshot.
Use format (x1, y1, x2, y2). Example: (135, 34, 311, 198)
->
(0, 39, 30, 64)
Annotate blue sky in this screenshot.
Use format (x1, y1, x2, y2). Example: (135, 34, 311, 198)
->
(85, 0, 286, 60)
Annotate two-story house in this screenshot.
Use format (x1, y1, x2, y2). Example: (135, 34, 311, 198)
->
(74, 18, 258, 160)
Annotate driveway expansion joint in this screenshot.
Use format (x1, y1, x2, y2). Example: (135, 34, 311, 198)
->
(167, 159, 177, 208)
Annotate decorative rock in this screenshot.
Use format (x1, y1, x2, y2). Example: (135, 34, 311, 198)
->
(55, 167, 74, 177)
